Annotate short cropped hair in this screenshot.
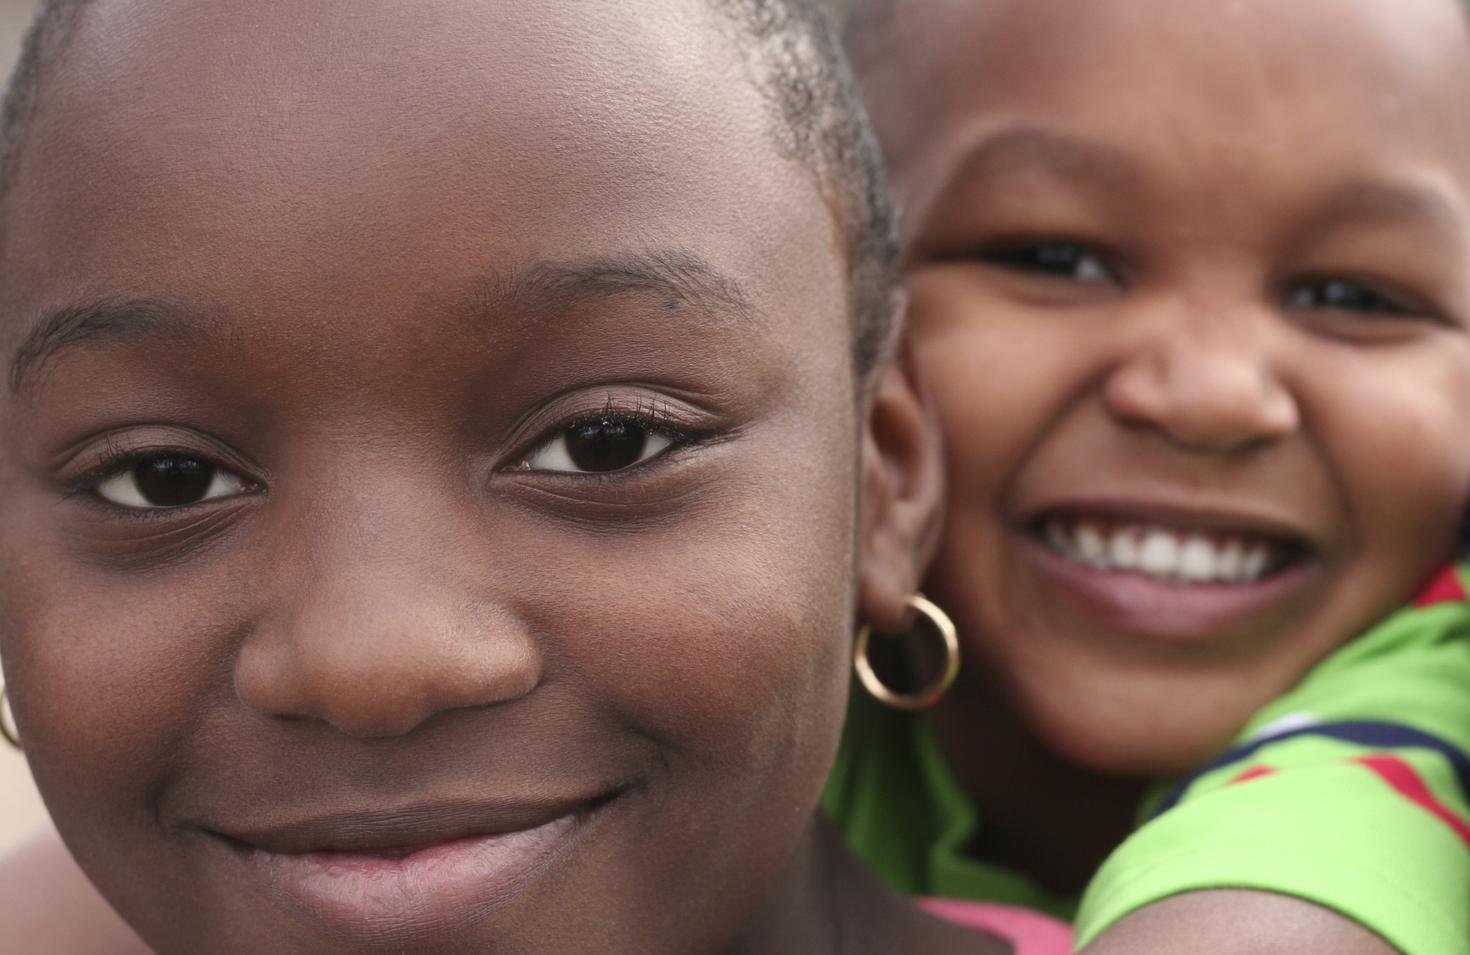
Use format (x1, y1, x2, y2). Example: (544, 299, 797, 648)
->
(0, 0, 899, 373)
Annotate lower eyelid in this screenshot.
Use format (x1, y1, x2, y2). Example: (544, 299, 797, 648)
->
(65, 500, 256, 571)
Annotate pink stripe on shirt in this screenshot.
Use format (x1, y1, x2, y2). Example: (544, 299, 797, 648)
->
(921, 898, 1074, 954)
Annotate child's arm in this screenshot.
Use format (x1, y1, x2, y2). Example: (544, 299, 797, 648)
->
(1078, 890, 1395, 955)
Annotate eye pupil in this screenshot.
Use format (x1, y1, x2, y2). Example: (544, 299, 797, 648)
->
(992, 244, 1081, 275)
(134, 457, 216, 507)
(987, 242, 1106, 281)
(1032, 245, 1083, 275)
(564, 418, 649, 473)
(1317, 282, 1354, 306)
(1293, 279, 1406, 316)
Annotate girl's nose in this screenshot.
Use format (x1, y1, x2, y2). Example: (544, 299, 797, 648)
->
(1103, 307, 1300, 453)
(234, 530, 541, 739)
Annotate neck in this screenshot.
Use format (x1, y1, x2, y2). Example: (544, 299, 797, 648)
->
(930, 672, 1147, 894)
(725, 820, 1008, 955)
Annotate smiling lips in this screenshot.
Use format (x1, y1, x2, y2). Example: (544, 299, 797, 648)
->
(215, 797, 605, 946)
(1023, 506, 1320, 644)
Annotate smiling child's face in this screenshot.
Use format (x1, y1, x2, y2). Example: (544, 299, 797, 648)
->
(0, 1, 894, 952)
(868, 0, 1470, 773)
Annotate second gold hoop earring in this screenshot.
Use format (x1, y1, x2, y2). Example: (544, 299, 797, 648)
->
(854, 594, 960, 712)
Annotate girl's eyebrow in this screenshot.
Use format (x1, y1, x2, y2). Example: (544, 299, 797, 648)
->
(8, 297, 204, 395)
(939, 124, 1143, 197)
(474, 250, 759, 329)
(6, 250, 761, 396)
(1298, 177, 1462, 237)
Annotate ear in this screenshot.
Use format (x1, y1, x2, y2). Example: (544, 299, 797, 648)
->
(857, 297, 945, 635)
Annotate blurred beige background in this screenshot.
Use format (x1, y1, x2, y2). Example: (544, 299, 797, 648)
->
(0, 0, 45, 857)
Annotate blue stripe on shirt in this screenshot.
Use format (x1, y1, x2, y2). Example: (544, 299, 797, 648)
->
(1151, 720, 1470, 819)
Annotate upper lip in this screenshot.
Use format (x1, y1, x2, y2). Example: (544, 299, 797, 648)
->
(210, 795, 607, 856)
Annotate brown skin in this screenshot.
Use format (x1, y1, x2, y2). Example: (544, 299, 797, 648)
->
(0, 1, 995, 953)
(854, 0, 1470, 949)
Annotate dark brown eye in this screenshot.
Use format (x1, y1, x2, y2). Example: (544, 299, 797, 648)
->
(525, 417, 673, 474)
(1287, 279, 1414, 317)
(981, 241, 1114, 282)
(95, 456, 245, 509)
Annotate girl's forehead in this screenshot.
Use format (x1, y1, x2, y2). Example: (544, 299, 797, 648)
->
(0, 0, 843, 347)
(881, 0, 1470, 207)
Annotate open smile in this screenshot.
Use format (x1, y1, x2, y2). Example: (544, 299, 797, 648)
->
(1021, 504, 1322, 643)
(207, 792, 623, 946)
(1037, 513, 1310, 586)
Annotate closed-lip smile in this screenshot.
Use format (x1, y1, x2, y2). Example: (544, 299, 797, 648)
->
(206, 793, 618, 946)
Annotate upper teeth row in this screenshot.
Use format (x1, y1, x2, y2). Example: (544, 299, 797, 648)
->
(1043, 520, 1278, 585)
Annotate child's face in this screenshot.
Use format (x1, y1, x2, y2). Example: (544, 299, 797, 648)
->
(875, 0, 1470, 772)
(0, 2, 896, 952)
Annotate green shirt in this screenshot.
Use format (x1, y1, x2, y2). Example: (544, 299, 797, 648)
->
(823, 565, 1470, 954)
(820, 682, 1078, 921)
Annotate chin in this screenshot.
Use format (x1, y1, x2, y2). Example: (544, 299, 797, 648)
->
(1015, 678, 1245, 780)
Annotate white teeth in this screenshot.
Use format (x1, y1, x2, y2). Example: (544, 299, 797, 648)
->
(1218, 539, 1244, 580)
(1040, 519, 1284, 586)
(1109, 528, 1140, 569)
(1139, 530, 1180, 576)
(1242, 544, 1269, 580)
(1178, 537, 1216, 583)
(1076, 524, 1108, 568)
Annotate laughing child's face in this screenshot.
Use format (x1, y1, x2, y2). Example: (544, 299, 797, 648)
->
(863, 0, 1470, 773)
(0, 1, 933, 952)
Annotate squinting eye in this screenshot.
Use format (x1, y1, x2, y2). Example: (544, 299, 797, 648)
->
(94, 456, 248, 510)
(1287, 279, 1414, 317)
(524, 417, 674, 474)
(983, 242, 1114, 283)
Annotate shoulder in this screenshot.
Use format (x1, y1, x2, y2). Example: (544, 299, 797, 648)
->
(1078, 890, 1397, 955)
(0, 829, 152, 955)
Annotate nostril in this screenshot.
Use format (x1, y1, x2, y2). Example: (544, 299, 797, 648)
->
(1104, 346, 1299, 453)
(233, 606, 544, 739)
(316, 686, 439, 740)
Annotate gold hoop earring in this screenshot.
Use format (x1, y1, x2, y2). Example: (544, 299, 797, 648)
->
(0, 685, 18, 750)
(854, 594, 960, 711)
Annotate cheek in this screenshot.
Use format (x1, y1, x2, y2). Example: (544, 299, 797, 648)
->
(571, 481, 857, 793)
(910, 273, 1104, 509)
(0, 542, 235, 830)
(1303, 342, 1470, 573)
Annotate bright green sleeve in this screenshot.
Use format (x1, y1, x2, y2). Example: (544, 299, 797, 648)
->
(1075, 572, 1470, 954)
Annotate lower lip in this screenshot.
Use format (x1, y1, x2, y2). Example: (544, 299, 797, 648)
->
(219, 813, 585, 946)
(1024, 536, 1319, 644)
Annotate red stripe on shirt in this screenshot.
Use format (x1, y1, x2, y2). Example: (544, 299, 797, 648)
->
(1229, 765, 1276, 785)
(1412, 565, 1467, 607)
(1356, 754, 1470, 849)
